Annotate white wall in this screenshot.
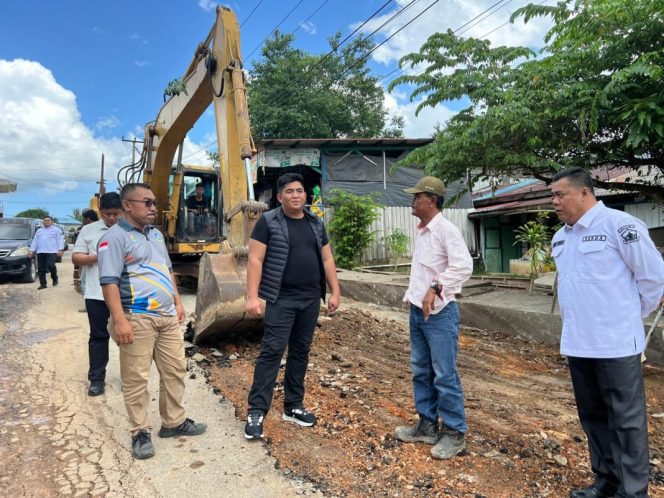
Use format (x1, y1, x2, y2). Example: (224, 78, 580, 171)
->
(326, 206, 476, 263)
(625, 202, 664, 229)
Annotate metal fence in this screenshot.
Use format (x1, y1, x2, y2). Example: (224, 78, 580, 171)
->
(326, 206, 476, 263)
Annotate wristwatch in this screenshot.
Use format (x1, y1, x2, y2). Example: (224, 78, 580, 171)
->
(429, 280, 442, 296)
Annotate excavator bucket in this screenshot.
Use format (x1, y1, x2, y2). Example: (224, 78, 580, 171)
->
(193, 252, 263, 344)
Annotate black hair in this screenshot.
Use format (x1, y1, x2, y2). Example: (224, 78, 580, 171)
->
(423, 193, 445, 210)
(551, 167, 595, 195)
(277, 173, 305, 194)
(120, 183, 152, 201)
(82, 209, 99, 222)
(99, 192, 121, 210)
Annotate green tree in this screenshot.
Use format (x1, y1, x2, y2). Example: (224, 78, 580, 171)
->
(328, 190, 381, 269)
(389, 0, 664, 201)
(249, 32, 396, 139)
(513, 212, 551, 294)
(383, 228, 410, 270)
(15, 208, 53, 220)
(71, 208, 83, 222)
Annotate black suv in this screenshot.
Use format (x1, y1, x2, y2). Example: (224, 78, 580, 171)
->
(0, 218, 41, 283)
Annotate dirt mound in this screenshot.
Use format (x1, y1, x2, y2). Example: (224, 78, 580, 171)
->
(200, 306, 664, 497)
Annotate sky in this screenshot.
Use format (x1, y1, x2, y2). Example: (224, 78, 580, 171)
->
(0, 0, 552, 219)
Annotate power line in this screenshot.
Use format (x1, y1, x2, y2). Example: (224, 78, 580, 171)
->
(284, 0, 396, 89)
(240, 0, 266, 28)
(291, 0, 330, 35)
(245, 0, 307, 62)
(380, 0, 528, 87)
(267, 0, 415, 111)
(331, 0, 444, 85)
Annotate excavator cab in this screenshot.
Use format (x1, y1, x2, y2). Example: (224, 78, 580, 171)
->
(175, 169, 221, 243)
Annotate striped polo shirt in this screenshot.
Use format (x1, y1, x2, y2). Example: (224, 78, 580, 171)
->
(98, 218, 175, 316)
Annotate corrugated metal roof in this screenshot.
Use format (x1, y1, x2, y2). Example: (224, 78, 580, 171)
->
(257, 138, 433, 149)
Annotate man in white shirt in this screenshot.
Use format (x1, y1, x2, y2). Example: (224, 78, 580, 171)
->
(72, 193, 122, 396)
(395, 176, 473, 460)
(28, 216, 64, 289)
(551, 167, 664, 498)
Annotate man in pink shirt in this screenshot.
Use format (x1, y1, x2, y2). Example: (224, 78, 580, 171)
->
(395, 176, 473, 459)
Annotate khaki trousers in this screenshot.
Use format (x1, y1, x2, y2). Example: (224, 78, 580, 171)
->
(109, 313, 187, 435)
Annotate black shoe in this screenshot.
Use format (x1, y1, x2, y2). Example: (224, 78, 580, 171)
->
(131, 431, 155, 460)
(88, 381, 105, 396)
(283, 407, 317, 427)
(37, 285, 47, 290)
(157, 418, 207, 438)
(52, 279, 58, 286)
(244, 410, 265, 439)
(569, 484, 618, 498)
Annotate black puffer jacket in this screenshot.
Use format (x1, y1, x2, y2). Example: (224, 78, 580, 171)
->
(258, 207, 326, 303)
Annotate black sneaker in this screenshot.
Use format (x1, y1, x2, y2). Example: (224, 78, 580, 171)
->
(244, 410, 265, 440)
(157, 418, 207, 438)
(395, 417, 439, 445)
(283, 407, 317, 427)
(131, 431, 155, 460)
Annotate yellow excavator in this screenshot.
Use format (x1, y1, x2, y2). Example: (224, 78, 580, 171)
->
(118, 6, 266, 343)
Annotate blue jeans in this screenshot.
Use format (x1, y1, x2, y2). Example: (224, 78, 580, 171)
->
(409, 302, 467, 433)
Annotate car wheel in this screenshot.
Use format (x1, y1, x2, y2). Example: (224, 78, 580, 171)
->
(21, 258, 37, 283)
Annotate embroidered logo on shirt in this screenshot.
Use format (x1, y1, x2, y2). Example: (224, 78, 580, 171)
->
(618, 224, 639, 245)
(581, 235, 607, 242)
(552, 240, 565, 248)
(98, 241, 109, 252)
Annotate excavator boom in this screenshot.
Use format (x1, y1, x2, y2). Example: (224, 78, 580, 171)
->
(127, 6, 266, 343)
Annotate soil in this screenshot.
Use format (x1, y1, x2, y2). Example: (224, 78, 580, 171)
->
(199, 303, 664, 497)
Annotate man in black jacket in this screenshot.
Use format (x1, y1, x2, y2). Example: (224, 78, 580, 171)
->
(244, 172, 340, 440)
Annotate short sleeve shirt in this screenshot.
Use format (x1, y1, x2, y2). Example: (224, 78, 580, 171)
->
(98, 218, 176, 316)
(251, 214, 329, 299)
(72, 220, 110, 301)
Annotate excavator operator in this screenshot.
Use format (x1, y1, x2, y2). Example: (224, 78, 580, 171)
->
(186, 183, 211, 235)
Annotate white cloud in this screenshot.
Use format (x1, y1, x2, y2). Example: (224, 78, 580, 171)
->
(357, 0, 553, 66)
(130, 33, 148, 45)
(95, 115, 120, 131)
(198, 0, 217, 12)
(0, 59, 130, 193)
(134, 60, 148, 68)
(383, 89, 456, 138)
(299, 21, 317, 35)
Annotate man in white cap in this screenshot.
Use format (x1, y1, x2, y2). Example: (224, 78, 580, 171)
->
(396, 176, 473, 460)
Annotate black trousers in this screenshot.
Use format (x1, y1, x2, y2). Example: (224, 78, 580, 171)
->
(85, 299, 111, 382)
(36, 253, 57, 286)
(568, 355, 649, 498)
(248, 298, 320, 414)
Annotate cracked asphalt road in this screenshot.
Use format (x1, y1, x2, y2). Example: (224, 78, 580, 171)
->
(0, 254, 320, 497)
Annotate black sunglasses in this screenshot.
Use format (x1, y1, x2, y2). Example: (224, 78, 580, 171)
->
(126, 199, 158, 208)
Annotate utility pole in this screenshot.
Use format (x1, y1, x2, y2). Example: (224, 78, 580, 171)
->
(122, 136, 144, 166)
(98, 154, 106, 196)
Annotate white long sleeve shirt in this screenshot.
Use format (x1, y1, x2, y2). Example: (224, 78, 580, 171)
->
(552, 201, 664, 358)
(404, 212, 473, 313)
(30, 225, 64, 253)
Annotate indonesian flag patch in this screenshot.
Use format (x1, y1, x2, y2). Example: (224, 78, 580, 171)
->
(98, 241, 109, 252)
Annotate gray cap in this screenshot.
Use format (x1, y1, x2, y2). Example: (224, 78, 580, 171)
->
(403, 176, 446, 196)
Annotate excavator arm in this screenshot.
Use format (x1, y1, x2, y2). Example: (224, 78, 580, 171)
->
(144, 6, 258, 248)
(136, 6, 266, 343)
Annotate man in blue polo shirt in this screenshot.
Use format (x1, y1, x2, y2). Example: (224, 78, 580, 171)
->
(98, 183, 206, 460)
